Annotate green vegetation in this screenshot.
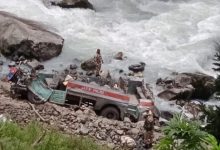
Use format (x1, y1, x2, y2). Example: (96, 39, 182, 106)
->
(0, 121, 108, 150)
(205, 134, 220, 150)
(213, 51, 220, 93)
(200, 105, 220, 142)
(155, 114, 220, 150)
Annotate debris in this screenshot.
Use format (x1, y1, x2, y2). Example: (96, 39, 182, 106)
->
(0, 114, 7, 122)
(121, 136, 136, 148)
(28, 102, 46, 122)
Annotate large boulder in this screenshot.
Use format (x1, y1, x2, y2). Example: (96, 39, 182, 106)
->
(0, 11, 64, 61)
(48, 0, 93, 9)
(81, 58, 96, 71)
(157, 72, 215, 100)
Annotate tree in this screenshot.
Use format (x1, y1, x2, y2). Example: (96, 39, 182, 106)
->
(155, 114, 209, 150)
(213, 51, 220, 92)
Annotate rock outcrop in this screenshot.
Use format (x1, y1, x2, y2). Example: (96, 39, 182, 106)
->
(81, 58, 96, 71)
(47, 0, 94, 9)
(0, 11, 64, 61)
(157, 72, 215, 100)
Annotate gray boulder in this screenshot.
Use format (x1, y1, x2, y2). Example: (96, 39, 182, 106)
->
(81, 58, 96, 71)
(49, 0, 93, 9)
(114, 52, 123, 60)
(157, 72, 215, 100)
(0, 11, 64, 61)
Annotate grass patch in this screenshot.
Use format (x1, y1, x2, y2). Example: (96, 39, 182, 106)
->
(0, 121, 109, 150)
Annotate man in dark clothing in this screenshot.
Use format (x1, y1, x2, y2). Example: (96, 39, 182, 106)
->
(143, 109, 154, 148)
(94, 49, 103, 76)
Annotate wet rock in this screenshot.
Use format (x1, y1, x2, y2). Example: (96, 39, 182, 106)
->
(70, 64, 77, 70)
(114, 52, 123, 60)
(86, 71, 94, 76)
(119, 69, 124, 74)
(49, 0, 94, 9)
(157, 72, 215, 100)
(0, 60, 3, 65)
(27, 59, 44, 70)
(157, 85, 194, 100)
(128, 62, 145, 73)
(81, 58, 96, 71)
(0, 11, 64, 61)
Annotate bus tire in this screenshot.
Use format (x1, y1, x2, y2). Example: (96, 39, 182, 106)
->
(27, 91, 44, 104)
(100, 106, 120, 120)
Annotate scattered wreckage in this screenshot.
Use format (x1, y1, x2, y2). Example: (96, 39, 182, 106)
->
(7, 61, 159, 122)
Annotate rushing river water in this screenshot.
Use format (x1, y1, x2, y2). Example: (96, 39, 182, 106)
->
(1, 0, 220, 111)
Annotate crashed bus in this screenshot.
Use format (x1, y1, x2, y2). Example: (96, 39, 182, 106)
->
(8, 63, 159, 122)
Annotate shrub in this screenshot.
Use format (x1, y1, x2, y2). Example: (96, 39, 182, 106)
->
(155, 114, 209, 150)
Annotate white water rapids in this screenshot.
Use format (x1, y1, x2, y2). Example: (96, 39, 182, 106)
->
(1, 0, 220, 111)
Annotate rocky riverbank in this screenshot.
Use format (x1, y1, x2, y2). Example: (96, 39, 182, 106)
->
(0, 87, 162, 150)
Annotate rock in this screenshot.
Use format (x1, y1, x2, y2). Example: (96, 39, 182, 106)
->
(78, 116, 88, 124)
(136, 121, 144, 129)
(157, 86, 194, 101)
(127, 128, 139, 135)
(157, 72, 215, 100)
(0, 114, 7, 122)
(128, 62, 145, 73)
(124, 117, 131, 123)
(18, 56, 26, 61)
(49, 0, 94, 9)
(121, 136, 136, 148)
(70, 64, 77, 70)
(86, 71, 94, 76)
(154, 126, 161, 132)
(116, 130, 124, 135)
(75, 110, 83, 115)
(0, 60, 3, 65)
(79, 125, 89, 135)
(0, 81, 11, 92)
(0, 11, 64, 61)
(95, 132, 106, 140)
(81, 58, 96, 71)
(114, 52, 123, 60)
(119, 69, 123, 74)
(184, 73, 215, 99)
(107, 143, 115, 149)
(27, 59, 44, 70)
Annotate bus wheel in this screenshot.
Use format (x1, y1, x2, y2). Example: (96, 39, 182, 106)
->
(100, 106, 120, 120)
(27, 91, 44, 104)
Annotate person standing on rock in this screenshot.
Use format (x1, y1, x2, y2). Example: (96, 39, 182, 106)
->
(143, 109, 154, 149)
(94, 49, 103, 76)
